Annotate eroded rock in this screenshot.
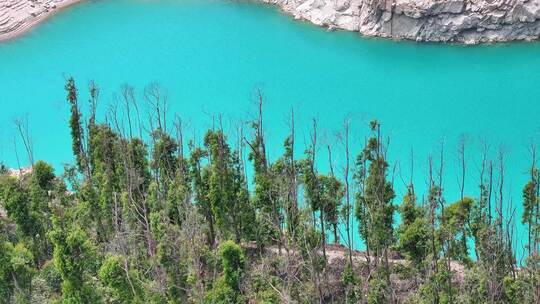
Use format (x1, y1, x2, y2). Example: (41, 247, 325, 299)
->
(260, 0, 540, 43)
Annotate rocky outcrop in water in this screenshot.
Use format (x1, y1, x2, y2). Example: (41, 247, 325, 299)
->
(261, 0, 540, 43)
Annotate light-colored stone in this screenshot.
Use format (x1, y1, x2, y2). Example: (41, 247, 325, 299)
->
(261, 0, 540, 43)
(0, 0, 81, 42)
(2, 0, 540, 44)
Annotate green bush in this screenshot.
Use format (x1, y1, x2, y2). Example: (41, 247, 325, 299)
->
(40, 259, 62, 293)
(367, 277, 389, 304)
(504, 273, 537, 304)
(99, 255, 143, 303)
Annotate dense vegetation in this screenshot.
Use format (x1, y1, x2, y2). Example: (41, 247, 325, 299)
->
(0, 79, 538, 303)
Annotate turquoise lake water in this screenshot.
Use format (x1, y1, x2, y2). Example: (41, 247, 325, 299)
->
(1, 0, 539, 256)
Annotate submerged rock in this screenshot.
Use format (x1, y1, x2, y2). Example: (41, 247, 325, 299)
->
(260, 0, 540, 43)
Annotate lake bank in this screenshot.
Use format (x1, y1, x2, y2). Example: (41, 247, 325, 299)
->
(263, 0, 540, 44)
(2, 0, 540, 44)
(0, 0, 82, 43)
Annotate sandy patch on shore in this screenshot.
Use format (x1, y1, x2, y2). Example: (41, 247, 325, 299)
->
(0, 0, 84, 43)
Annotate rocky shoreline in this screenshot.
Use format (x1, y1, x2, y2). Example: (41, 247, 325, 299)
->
(261, 0, 540, 44)
(1, 0, 540, 44)
(0, 0, 82, 43)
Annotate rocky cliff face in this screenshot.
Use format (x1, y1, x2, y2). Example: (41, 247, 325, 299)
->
(260, 0, 540, 43)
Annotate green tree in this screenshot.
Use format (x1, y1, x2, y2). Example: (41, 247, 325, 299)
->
(49, 220, 100, 304)
(299, 152, 325, 257)
(355, 120, 395, 301)
(320, 174, 344, 244)
(441, 197, 473, 264)
(99, 255, 143, 303)
(0, 240, 13, 301)
(522, 165, 539, 258)
(204, 130, 235, 240)
(247, 101, 280, 249)
(165, 154, 190, 226)
(150, 210, 189, 303)
(205, 241, 245, 304)
(397, 188, 430, 269)
(5, 242, 35, 303)
(189, 146, 215, 247)
(87, 124, 123, 242)
(230, 150, 256, 242)
(151, 129, 178, 192)
(0, 176, 39, 241)
(341, 262, 359, 304)
(65, 77, 88, 175)
(0, 163, 7, 174)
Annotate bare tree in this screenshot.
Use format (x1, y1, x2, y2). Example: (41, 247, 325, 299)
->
(339, 118, 354, 266)
(458, 135, 467, 204)
(13, 115, 33, 167)
(121, 84, 135, 139)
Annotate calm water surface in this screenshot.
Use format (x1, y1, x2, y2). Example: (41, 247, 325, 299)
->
(1, 0, 539, 255)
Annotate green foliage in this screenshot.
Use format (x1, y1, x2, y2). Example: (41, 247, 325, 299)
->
(189, 146, 216, 247)
(32, 161, 56, 190)
(248, 258, 281, 303)
(165, 159, 190, 226)
(320, 174, 344, 242)
(150, 211, 189, 303)
(0, 163, 7, 174)
(399, 188, 422, 227)
(0, 241, 13, 301)
(469, 186, 491, 261)
(341, 262, 359, 304)
(2, 80, 539, 303)
(0, 176, 37, 238)
(367, 270, 390, 304)
(65, 77, 87, 174)
(99, 255, 143, 303)
(40, 259, 62, 294)
(230, 151, 256, 242)
(0, 241, 35, 303)
(460, 265, 489, 304)
(355, 121, 396, 258)
(397, 189, 430, 269)
(294, 212, 324, 265)
(87, 124, 123, 241)
(7, 242, 35, 290)
(32, 271, 60, 303)
(219, 240, 245, 290)
(205, 241, 245, 304)
(413, 261, 457, 304)
(151, 129, 178, 185)
(441, 198, 473, 264)
(247, 116, 281, 249)
(398, 218, 430, 268)
(522, 166, 539, 255)
(503, 273, 538, 304)
(254, 290, 280, 304)
(202, 129, 257, 245)
(205, 277, 240, 304)
(522, 169, 538, 225)
(299, 150, 322, 215)
(49, 221, 100, 304)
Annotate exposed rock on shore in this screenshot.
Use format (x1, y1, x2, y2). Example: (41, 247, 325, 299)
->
(260, 0, 540, 43)
(1, 0, 539, 44)
(0, 0, 80, 42)
(7, 166, 32, 178)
